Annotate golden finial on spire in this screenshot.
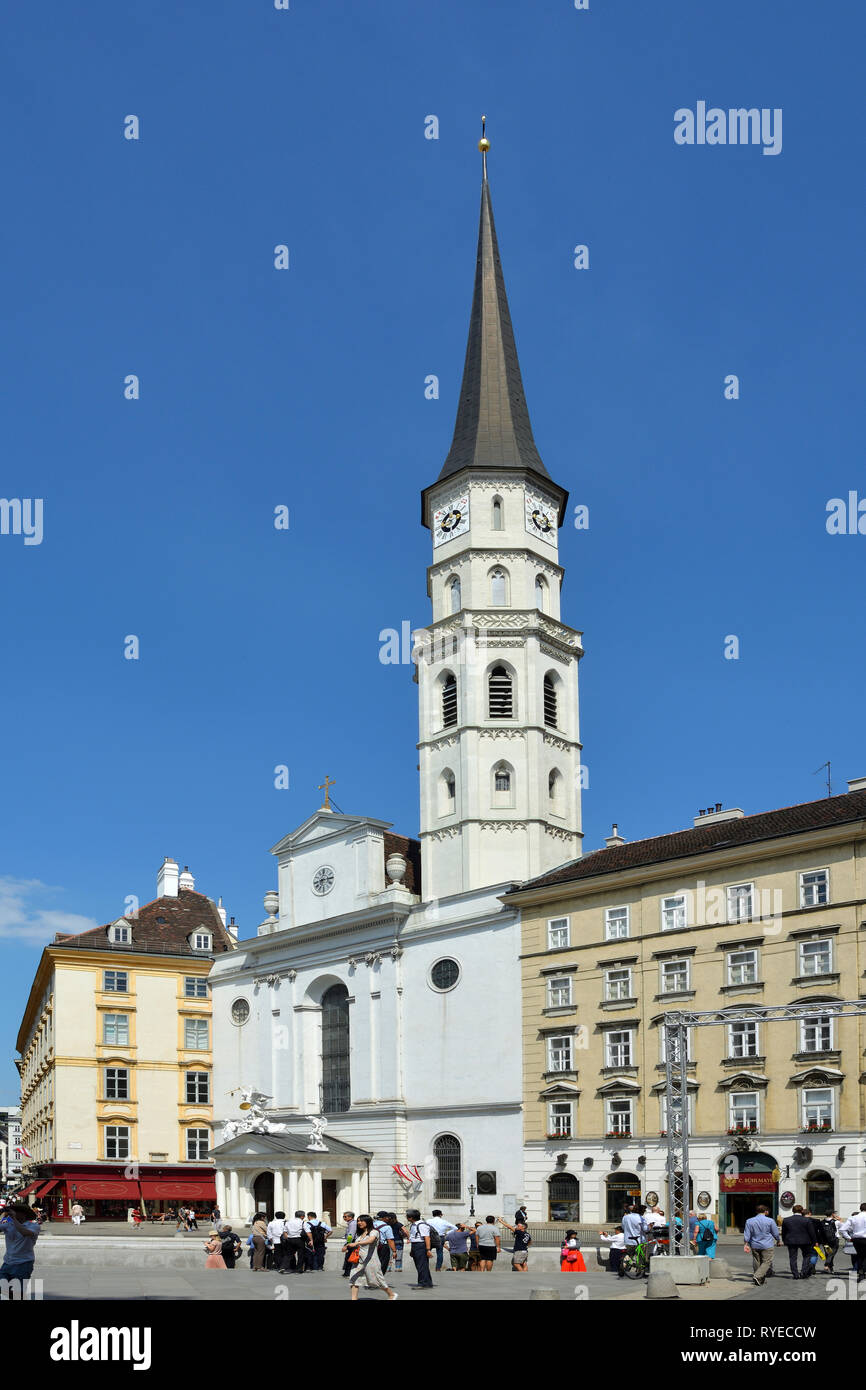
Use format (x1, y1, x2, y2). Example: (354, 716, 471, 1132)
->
(478, 114, 490, 155)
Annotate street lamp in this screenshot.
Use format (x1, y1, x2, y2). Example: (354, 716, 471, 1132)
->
(468, 1183, 475, 1217)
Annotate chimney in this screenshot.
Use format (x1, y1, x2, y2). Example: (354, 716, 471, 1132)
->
(178, 865, 195, 892)
(605, 823, 626, 848)
(226, 915, 239, 942)
(847, 776, 866, 792)
(693, 806, 745, 827)
(216, 896, 227, 926)
(157, 857, 179, 898)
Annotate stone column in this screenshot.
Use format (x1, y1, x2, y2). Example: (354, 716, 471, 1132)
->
(351, 1170, 361, 1214)
(298, 1169, 315, 1210)
(273, 1169, 285, 1214)
(228, 1169, 240, 1221)
(215, 1169, 227, 1214)
(312, 1170, 323, 1212)
(287, 1169, 299, 1214)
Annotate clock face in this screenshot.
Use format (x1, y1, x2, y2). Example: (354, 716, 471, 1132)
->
(312, 865, 335, 896)
(524, 491, 557, 544)
(433, 494, 470, 547)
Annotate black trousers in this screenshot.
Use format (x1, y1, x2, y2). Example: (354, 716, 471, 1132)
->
(822, 1238, 838, 1270)
(284, 1237, 305, 1272)
(411, 1241, 433, 1286)
(787, 1243, 812, 1276)
(853, 1237, 866, 1276)
(378, 1244, 391, 1275)
(272, 1240, 287, 1272)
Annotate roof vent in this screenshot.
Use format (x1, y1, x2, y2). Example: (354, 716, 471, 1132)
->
(604, 823, 626, 848)
(693, 806, 745, 828)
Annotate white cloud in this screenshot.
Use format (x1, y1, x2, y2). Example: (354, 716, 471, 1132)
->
(0, 876, 99, 944)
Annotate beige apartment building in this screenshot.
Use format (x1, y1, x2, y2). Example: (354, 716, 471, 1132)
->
(507, 782, 866, 1231)
(16, 859, 237, 1220)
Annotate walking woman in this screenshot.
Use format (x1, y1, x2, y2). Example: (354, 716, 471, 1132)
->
(343, 1215, 399, 1301)
(204, 1230, 226, 1269)
(560, 1230, 586, 1273)
(251, 1215, 269, 1271)
(695, 1213, 719, 1259)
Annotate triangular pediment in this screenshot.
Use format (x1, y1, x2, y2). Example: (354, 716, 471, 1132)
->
(596, 1079, 641, 1095)
(211, 1128, 372, 1161)
(270, 810, 391, 856)
(539, 1082, 581, 1098)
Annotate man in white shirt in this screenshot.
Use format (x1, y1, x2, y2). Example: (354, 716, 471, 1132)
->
(428, 1209, 458, 1273)
(840, 1203, 866, 1280)
(406, 1207, 434, 1288)
(282, 1210, 311, 1274)
(266, 1210, 288, 1271)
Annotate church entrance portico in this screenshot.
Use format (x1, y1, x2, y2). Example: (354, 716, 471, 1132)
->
(212, 1131, 371, 1227)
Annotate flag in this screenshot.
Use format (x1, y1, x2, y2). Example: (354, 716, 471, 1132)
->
(14, 1144, 31, 1158)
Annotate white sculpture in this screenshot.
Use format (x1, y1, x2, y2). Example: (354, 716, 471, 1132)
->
(222, 1086, 290, 1139)
(306, 1115, 328, 1151)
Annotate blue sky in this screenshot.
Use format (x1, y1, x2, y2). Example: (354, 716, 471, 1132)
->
(2, 1, 864, 1102)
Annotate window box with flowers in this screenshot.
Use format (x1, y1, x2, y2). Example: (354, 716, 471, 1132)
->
(726, 1123, 758, 1135)
(606, 1130, 631, 1139)
(802, 1121, 832, 1133)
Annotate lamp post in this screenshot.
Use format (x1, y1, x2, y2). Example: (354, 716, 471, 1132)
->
(468, 1183, 475, 1217)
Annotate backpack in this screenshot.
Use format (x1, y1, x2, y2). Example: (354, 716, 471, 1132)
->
(818, 1218, 837, 1243)
(415, 1221, 440, 1249)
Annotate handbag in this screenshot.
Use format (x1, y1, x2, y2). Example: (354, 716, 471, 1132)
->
(347, 1246, 360, 1265)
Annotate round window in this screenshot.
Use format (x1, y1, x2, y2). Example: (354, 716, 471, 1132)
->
(231, 998, 250, 1025)
(430, 958, 460, 992)
(312, 865, 335, 896)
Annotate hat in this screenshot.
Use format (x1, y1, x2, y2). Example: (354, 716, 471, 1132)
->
(375, 1211, 390, 1220)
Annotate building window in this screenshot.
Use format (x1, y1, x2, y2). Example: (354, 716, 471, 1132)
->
(605, 906, 629, 941)
(321, 983, 351, 1113)
(729, 1091, 759, 1131)
(192, 932, 212, 951)
(491, 496, 503, 531)
(728, 1020, 758, 1058)
(800, 869, 829, 907)
(105, 1125, 130, 1160)
(548, 917, 570, 950)
(230, 998, 249, 1025)
(103, 1014, 129, 1046)
(448, 576, 461, 613)
(185, 977, 208, 999)
(802, 1088, 833, 1130)
(490, 568, 508, 606)
(606, 1030, 633, 1068)
(433, 1134, 461, 1201)
(184, 1018, 209, 1050)
(543, 674, 557, 728)
(800, 940, 832, 977)
(801, 1015, 833, 1053)
(605, 968, 632, 1001)
(494, 764, 511, 792)
(536, 575, 549, 613)
(661, 895, 687, 931)
(430, 958, 460, 992)
(726, 884, 754, 923)
(109, 924, 131, 944)
(606, 1100, 632, 1136)
(547, 1035, 573, 1073)
(727, 949, 758, 985)
(103, 970, 128, 993)
(548, 768, 563, 809)
(441, 672, 458, 728)
(488, 665, 513, 718)
(661, 959, 690, 994)
(186, 1071, 210, 1104)
(548, 1172, 580, 1222)
(439, 769, 456, 815)
(186, 1128, 210, 1161)
(105, 1067, 129, 1101)
(547, 976, 573, 1008)
(548, 1101, 573, 1138)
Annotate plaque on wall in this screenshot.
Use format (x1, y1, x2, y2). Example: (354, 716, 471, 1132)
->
(697, 1191, 712, 1209)
(644, 1191, 659, 1206)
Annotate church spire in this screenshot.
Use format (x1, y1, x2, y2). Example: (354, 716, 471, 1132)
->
(437, 121, 551, 484)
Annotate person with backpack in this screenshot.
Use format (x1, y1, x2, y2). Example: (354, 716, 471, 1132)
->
(219, 1225, 242, 1269)
(695, 1213, 719, 1258)
(283, 1211, 312, 1273)
(405, 1207, 435, 1288)
(306, 1211, 331, 1271)
(386, 1212, 404, 1271)
(428, 1209, 458, 1273)
(815, 1213, 840, 1273)
(373, 1212, 397, 1274)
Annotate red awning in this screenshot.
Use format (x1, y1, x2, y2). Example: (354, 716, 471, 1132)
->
(36, 1179, 60, 1196)
(70, 1180, 141, 1199)
(139, 1179, 217, 1201)
(15, 1182, 40, 1197)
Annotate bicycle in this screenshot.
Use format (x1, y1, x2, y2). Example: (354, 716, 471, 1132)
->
(620, 1235, 670, 1277)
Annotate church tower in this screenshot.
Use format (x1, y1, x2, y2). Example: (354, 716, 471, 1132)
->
(417, 132, 584, 900)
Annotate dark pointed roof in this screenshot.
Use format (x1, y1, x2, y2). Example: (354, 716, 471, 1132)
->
(441, 173, 550, 482)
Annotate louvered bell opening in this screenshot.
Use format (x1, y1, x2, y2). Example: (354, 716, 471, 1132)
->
(488, 667, 513, 719)
(544, 676, 557, 728)
(442, 675, 458, 727)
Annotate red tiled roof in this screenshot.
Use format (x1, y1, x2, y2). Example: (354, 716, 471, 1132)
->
(53, 889, 236, 955)
(511, 789, 866, 893)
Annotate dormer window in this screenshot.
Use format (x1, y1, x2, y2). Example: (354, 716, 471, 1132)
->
(109, 923, 131, 945)
(191, 932, 212, 952)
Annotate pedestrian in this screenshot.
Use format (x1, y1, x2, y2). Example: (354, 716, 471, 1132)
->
(0, 1202, 40, 1297)
(251, 1216, 269, 1270)
(695, 1212, 719, 1258)
(476, 1214, 501, 1272)
(405, 1207, 434, 1288)
(428, 1209, 457, 1273)
(267, 1210, 289, 1271)
(211, 1205, 221, 1226)
(219, 1225, 242, 1269)
(374, 1212, 396, 1274)
(387, 1212, 404, 1271)
(187, 1207, 199, 1231)
(560, 1229, 586, 1273)
(70, 1201, 85, 1227)
(176, 1208, 187, 1232)
(341, 1211, 357, 1278)
(466, 1222, 480, 1271)
(343, 1215, 398, 1301)
(204, 1229, 227, 1269)
(687, 1210, 700, 1251)
(282, 1211, 311, 1273)
(841, 1215, 859, 1272)
(817, 1213, 840, 1273)
(840, 1203, 866, 1281)
(444, 1223, 471, 1271)
(514, 1202, 529, 1228)
(620, 1204, 647, 1273)
(306, 1212, 331, 1270)
(743, 1205, 781, 1286)
(598, 1226, 626, 1275)
(781, 1205, 818, 1279)
(499, 1214, 532, 1272)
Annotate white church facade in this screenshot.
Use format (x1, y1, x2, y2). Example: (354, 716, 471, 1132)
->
(209, 140, 584, 1225)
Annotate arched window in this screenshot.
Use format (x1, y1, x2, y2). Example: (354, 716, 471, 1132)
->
(548, 1172, 580, 1222)
(488, 665, 513, 719)
(448, 576, 461, 614)
(495, 764, 511, 792)
(433, 1134, 461, 1201)
(321, 983, 350, 1113)
(490, 567, 508, 606)
(549, 768, 563, 809)
(492, 496, 503, 531)
(535, 574, 548, 612)
(439, 768, 456, 815)
(605, 1172, 642, 1223)
(492, 761, 514, 808)
(441, 672, 457, 728)
(543, 674, 558, 728)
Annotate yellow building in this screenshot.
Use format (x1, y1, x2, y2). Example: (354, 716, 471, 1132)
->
(16, 859, 237, 1220)
(508, 782, 866, 1230)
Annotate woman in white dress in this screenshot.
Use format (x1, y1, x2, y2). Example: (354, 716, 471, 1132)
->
(343, 1215, 399, 1302)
